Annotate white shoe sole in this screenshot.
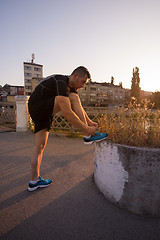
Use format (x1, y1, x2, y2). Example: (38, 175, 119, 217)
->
(28, 182, 52, 192)
(84, 136, 108, 145)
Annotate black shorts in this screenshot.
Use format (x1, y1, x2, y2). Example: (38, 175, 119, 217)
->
(34, 118, 53, 134)
(28, 97, 54, 134)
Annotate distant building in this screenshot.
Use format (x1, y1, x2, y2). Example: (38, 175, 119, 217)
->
(31, 77, 43, 92)
(2, 84, 24, 96)
(23, 54, 43, 96)
(141, 90, 152, 99)
(124, 89, 152, 103)
(0, 84, 24, 102)
(124, 88, 131, 103)
(78, 81, 125, 107)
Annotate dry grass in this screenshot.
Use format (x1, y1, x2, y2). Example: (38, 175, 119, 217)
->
(98, 99, 160, 148)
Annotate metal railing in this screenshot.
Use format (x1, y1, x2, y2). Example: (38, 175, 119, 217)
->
(51, 110, 99, 132)
(0, 101, 111, 133)
(28, 109, 100, 133)
(0, 103, 16, 129)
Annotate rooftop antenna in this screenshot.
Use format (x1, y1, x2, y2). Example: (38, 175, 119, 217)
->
(31, 53, 35, 63)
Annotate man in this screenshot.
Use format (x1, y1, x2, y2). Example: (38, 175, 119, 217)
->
(28, 66, 107, 191)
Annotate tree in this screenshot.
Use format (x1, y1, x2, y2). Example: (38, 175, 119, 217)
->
(150, 91, 160, 109)
(131, 67, 141, 102)
(111, 76, 114, 85)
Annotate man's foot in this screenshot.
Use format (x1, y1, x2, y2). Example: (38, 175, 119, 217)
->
(83, 132, 108, 145)
(28, 176, 52, 192)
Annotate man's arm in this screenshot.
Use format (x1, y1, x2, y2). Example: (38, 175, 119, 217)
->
(83, 109, 98, 128)
(55, 96, 97, 136)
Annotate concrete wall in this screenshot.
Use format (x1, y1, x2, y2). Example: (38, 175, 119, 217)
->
(94, 140, 160, 216)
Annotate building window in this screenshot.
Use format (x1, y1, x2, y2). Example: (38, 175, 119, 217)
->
(25, 73, 32, 77)
(25, 79, 31, 83)
(26, 92, 31, 96)
(91, 87, 96, 91)
(24, 66, 32, 70)
(34, 67, 41, 71)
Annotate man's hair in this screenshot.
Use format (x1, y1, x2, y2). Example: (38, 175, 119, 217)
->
(71, 66, 91, 79)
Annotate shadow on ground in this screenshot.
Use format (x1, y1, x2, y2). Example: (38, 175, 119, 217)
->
(1, 175, 160, 240)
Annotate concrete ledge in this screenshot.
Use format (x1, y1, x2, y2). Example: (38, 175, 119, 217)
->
(94, 140, 160, 216)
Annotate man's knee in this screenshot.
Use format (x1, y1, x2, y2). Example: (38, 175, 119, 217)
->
(35, 130, 49, 153)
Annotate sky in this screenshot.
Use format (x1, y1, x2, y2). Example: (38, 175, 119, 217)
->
(0, 0, 160, 92)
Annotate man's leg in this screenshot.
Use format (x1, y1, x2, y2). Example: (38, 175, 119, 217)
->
(31, 129, 49, 180)
(68, 93, 87, 124)
(68, 93, 108, 144)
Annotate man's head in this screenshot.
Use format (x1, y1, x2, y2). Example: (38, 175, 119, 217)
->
(69, 66, 91, 90)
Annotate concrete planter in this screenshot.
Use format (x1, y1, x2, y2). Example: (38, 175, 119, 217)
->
(94, 140, 160, 216)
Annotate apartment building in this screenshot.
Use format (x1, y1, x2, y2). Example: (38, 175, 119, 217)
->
(141, 90, 152, 99)
(23, 56, 43, 95)
(78, 81, 125, 107)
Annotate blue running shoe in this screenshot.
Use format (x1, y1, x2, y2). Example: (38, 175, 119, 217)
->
(28, 176, 52, 192)
(83, 132, 108, 145)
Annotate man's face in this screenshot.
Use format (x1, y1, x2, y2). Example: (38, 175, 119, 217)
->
(73, 74, 88, 90)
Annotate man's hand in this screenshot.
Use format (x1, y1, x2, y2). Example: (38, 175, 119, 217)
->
(86, 125, 97, 136)
(83, 110, 98, 129)
(88, 120, 98, 129)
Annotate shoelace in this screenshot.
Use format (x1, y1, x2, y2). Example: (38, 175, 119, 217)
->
(39, 176, 45, 181)
(90, 132, 101, 137)
(95, 132, 101, 136)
